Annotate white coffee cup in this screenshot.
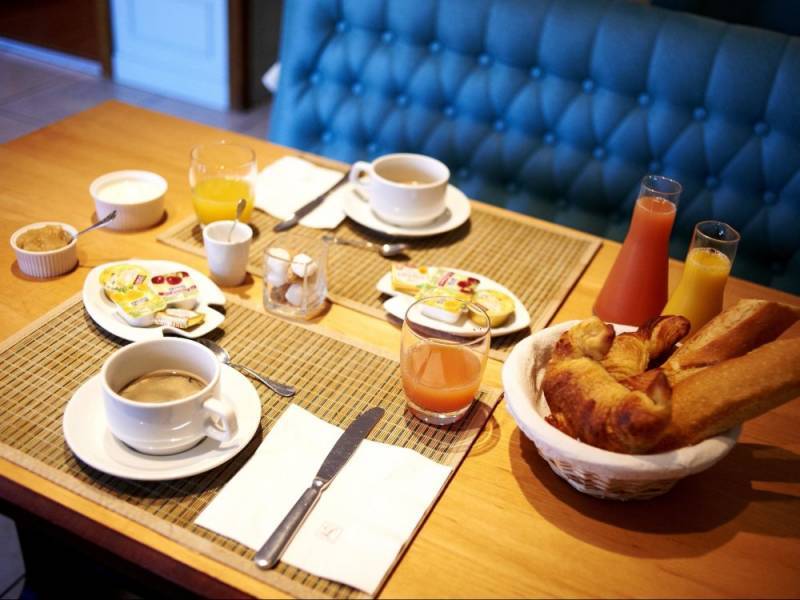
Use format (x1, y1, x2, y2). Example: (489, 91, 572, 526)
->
(101, 337, 238, 455)
(349, 153, 450, 226)
(202, 221, 253, 287)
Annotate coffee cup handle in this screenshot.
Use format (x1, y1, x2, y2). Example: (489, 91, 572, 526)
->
(349, 161, 372, 196)
(202, 397, 239, 443)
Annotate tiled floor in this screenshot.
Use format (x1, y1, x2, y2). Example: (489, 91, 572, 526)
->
(0, 47, 273, 144)
(0, 43, 273, 600)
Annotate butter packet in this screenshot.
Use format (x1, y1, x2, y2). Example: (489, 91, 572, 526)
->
(150, 271, 199, 309)
(100, 264, 166, 327)
(415, 286, 469, 324)
(154, 308, 205, 329)
(391, 264, 431, 294)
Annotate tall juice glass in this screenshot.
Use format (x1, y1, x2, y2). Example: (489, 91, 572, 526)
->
(189, 141, 256, 225)
(594, 175, 681, 326)
(400, 297, 490, 426)
(663, 220, 739, 333)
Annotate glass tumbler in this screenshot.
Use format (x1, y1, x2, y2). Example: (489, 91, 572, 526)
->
(663, 220, 740, 333)
(189, 141, 257, 225)
(263, 235, 328, 319)
(400, 296, 490, 425)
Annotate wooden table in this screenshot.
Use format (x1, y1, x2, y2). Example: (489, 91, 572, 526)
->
(1, 101, 798, 598)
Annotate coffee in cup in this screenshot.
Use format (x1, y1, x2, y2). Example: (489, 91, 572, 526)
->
(118, 369, 207, 403)
(349, 153, 449, 226)
(102, 337, 238, 455)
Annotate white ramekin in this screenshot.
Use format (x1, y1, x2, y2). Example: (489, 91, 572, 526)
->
(89, 170, 167, 231)
(10, 222, 78, 278)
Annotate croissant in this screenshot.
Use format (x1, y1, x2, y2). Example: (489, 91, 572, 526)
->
(542, 317, 682, 454)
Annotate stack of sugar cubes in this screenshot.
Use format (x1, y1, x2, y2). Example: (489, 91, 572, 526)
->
(263, 246, 326, 318)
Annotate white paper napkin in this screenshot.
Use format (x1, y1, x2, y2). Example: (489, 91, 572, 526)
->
(195, 404, 452, 595)
(255, 156, 347, 228)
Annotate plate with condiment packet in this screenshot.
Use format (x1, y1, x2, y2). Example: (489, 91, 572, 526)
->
(377, 267, 530, 337)
(83, 259, 225, 342)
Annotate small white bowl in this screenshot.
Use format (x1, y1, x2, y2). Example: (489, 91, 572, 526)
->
(90, 170, 167, 231)
(11, 221, 78, 278)
(503, 321, 739, 500)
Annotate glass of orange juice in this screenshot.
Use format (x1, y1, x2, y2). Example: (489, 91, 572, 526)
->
(663, 220, 740, 333)
(400, 297, 490, 425)
(189, 141, 256, 225)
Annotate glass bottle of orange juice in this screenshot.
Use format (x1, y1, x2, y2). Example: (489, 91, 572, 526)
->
(594, 175, 682, 326)
(663, 220, 740, 333)
(189, 141, 256, 224)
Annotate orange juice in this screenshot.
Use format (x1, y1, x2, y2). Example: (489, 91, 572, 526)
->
(594, 195, 677, 326)
(663, 247, 731, 332)
(192, 178, 254, 224)
(401, 343, 483, 413)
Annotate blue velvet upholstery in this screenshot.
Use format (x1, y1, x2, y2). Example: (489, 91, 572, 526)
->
(269, 0, 800, 294)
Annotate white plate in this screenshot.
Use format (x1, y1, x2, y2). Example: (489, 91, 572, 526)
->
(63, 365, 262, 481)
(83, 259, 226, 342)
(339, 182, 471, 237)
(377, 267, 531, 337)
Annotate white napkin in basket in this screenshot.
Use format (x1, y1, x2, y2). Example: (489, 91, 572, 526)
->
(195, 404, 451, 595)
(255, 156, 346, 228)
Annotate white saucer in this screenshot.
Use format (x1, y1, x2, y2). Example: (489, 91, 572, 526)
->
(82, 259, 226, 342)
(377, 267, 531, 337)
(63, 365, 261, 481)
(339, 182, 471, 237)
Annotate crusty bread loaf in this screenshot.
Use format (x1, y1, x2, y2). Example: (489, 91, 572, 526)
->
(663, 299, 800, 385)
(653, 337, 800, 451)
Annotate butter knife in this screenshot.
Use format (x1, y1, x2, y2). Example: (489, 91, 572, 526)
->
(253, 406, 384, 569)
(272, 169, 350, 232)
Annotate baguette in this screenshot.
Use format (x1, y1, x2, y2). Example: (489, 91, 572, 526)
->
(653, 337, 800, 451)
(663, 299, 800, 385)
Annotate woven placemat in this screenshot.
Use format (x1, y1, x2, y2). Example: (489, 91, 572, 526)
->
(158, 204, 600, 359)
(0, 295, 501, 599)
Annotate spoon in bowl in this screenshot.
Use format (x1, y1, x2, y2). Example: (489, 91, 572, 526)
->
(74, 210, 117, 238)
(195, 338, 296, 397)
(322, 234, 409, 257)
(227, 199, 246, 242)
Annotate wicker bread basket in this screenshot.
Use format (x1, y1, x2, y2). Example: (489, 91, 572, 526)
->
(502, 321, 740, 501)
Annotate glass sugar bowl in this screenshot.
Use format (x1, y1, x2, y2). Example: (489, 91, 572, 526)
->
(263, 235, 328, 319)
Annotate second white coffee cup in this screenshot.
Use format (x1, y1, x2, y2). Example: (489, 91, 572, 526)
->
(349, 153, 449, 227)
(101, 337, 238, 455)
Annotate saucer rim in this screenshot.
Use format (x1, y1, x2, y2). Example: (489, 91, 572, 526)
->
(62, 364, 261, 481)
(341, 183, 471, 238)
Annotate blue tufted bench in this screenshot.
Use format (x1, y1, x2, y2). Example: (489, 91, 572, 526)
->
(268, 0, 800, 294)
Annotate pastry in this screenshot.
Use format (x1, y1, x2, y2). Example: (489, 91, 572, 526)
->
(542, 317, 674, 454)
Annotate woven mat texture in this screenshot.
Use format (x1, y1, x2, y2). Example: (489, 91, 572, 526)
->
(0, 295, 500, 599)
(157, 204, 600, 359)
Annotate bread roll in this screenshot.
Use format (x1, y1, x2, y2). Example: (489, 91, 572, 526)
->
(654, 337, 800, 451)
(663, 299, 800, 385)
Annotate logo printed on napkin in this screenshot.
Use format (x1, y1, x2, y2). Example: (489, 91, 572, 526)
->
(316, 521, 343, 543)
